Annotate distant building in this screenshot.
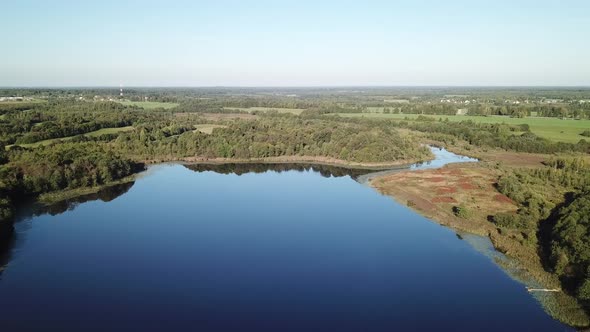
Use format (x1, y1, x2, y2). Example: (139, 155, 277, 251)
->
(456, 108, 468, 115)
(0, 96, 24, 102)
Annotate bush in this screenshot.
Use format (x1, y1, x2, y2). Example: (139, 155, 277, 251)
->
(492, 212, 519, 228)
(578, 279, 590, 300)
(581, 130, 590, 137)
(452, 206, 471, 219)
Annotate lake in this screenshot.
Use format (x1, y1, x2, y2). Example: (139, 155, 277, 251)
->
(0, 148, 570, 331)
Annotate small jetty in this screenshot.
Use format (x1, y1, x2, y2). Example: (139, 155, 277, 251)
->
(526, 287, 561, 293)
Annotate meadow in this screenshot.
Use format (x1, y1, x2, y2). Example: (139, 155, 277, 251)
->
(337, 113, 590, 143)
(193, 124, 227, 134)
(119, 101, 179, 110)
(7, 126, 134, 148)
(223, 107, 306, 115)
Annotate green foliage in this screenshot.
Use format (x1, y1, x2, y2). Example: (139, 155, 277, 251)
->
(0, 195, 13, 221)
(581, 130, 590, 137)
(492, 212, 521, 228)
(577, 267, 590, 300)
(8, 142, 141, 193)
(550, 190, 590, 277)
(0, 101, 140, 146)
(114, 117, 430, 163)
(452, 205, 471, 219)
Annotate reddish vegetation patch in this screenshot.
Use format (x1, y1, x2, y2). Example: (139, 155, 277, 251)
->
(458, 182, 477, 190)
(436, 187, 457, 194)
(494, 194, 515, 204)
(487, 151, 547, 167)
(426, 177, 446, 182)
(409, 198, 437, 213)
(432, 196, 457, 203)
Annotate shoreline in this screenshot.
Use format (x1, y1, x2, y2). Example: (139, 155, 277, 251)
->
(143, 155, 435, 171)
(33, 155, 433, 207)
(369, 159, 590, 328)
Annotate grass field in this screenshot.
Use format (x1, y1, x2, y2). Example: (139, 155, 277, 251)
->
(193, 124, 227, 134)
(336, 113, 590, 143)
(84, 126, 134, 137)
(119, 101, 179, 110)
(223, 107, 306, 115)
(8, 126, 134, 148)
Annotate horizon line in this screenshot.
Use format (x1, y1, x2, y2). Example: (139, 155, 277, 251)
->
(2, 85, 590, 89)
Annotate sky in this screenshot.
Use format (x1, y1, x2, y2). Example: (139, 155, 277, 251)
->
(2, 0, 590, 87)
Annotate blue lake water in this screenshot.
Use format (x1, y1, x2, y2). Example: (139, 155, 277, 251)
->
(0, 149, 570, 331)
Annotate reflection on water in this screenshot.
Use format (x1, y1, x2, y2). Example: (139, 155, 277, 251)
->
(0, 221, 14, 279)
(39, 181, 136, 216)
(14, 181, 136, 219)
(357, 146, 478, 184)
(184, 162, 377, 179)
(0, 181, 135, 276)
(184, 146, 478, 182)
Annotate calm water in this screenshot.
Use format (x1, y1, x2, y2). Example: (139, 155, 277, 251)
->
(0, 149, 569, 331)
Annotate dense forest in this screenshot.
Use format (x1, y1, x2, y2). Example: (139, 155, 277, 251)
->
(489, 157, 590, 306)
(113, 117, 430, 162)
(0, 143, 142, 221)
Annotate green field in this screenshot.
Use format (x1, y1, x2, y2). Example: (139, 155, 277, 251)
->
(8, 126, 134, 148)
(336, 113, 590, 143)
(119, 101, 179, 110)
(193, 124, 227, 134)
(223, 107, 306, 115)
(84, 126, 134, 137)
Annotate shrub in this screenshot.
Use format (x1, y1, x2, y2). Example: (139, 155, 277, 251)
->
(492, 212, 519, 228)
(578, 279, 590, 300)
(452, 205, 471, 219)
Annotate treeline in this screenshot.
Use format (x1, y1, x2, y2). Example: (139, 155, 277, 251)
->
(381, 117, 590, 154)
(0, 101, 145, 145)
(0, 101, 45, 114)
(299, 101, 590, 119)
(467, 104, 590, 119)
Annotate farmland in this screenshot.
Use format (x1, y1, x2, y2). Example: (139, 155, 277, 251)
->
(336, 113, 590, 143)
(223, 107, 306, 115)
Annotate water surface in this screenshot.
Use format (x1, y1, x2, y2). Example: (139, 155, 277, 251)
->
(0, 149, 569, 331)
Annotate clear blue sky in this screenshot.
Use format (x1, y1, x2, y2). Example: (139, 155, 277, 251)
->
(2, 0, 589, 87)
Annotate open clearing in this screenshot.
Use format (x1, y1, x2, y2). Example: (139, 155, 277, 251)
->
(8, 126, 134, 148)
(372, 163, 516, 237)
(175, 113, 259, 121)
(223, 107, 306, 115)
(194, 124, 227, 134)
(337, 113, 590, 143)
(119, 101, 179, 110)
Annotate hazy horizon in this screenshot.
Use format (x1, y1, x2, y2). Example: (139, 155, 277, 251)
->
(3, 85, 590, 89)
(3, 0, 590, 87)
